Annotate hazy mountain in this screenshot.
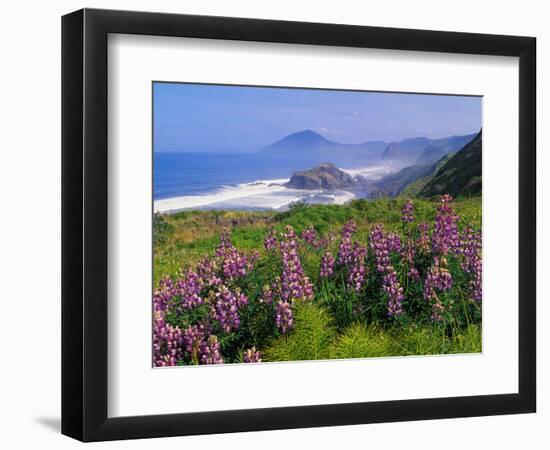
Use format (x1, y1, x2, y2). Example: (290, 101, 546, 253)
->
(416, 133, 477, 164)
(380, 137, 433, 164)
(263, 130, 337, 153)
(381, 142, 401, 161)
(419, 130, 482, 198)
(370, 160, 441, 198)
(262, 129, 479, 166)
(262, 130, 386, 161)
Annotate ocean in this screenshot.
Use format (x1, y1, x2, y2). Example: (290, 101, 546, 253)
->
(153, 152, 395, 213)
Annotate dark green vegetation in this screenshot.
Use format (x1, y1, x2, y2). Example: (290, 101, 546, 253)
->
(370, 130, 481, 199)
(420, 131, 482, 198)
(401, 154, 454, 197)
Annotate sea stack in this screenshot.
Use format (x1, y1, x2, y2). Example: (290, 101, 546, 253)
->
(285, 163, 356, 190)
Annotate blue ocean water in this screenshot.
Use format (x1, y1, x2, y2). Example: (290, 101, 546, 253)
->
(153, 152, 393, 212)
(154, 152, 328, 200)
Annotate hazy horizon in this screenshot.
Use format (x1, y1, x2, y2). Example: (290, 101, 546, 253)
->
(153, 82, 482, 153)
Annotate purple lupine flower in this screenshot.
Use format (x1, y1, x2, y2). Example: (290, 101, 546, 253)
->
(259, 278, 282, 304)
(417, 222, 431, 254)
(182, 323, 207, 355)
(176, 269, 204, 310)
(215, 227, 251, 280)
(401, 199, 414, 223)
(280, 226, 314, 302)
(369, 224, 391, 273)
(457, 226, 483, 302)
(211, 284, 248, 333)
(264, 229, 277, 251)
(199, 335, 224, 364)
(386, 232, 402, 253)
(275, 300, 293, 333)
(408, 267, 420, 281)
(401, 239, 420, 281)
(153, 277, 176, 312)
(347, 243, 367, 292)
(196, 257, 222, 287)
(260, 284, 274, 304)
(423, 257, 453, 321)
(182, 324, 223, 365)
(320, 251, 335, 278)
(153, 311, 184, 367)
(243, 347, 262, 363)
(383, 269, 404, 317)
(430, 300, 445, 322)
(469, 257, 483, 302)
(250, 250, 260, 266)
(301, 225, 317, 246)
(432, 195, 459, 255)
(423, 257, 453, 299)
(457, 226, 482, 272)
(337, 220, 357, 265)
(315, 237, 328, 249)
(369, 224, 405, 315)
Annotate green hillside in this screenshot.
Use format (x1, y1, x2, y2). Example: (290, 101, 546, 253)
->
(400, 153, 454, 197)
(419, 130, 482, 198)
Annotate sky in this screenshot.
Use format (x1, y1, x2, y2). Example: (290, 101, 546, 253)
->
(153, 82, 482, 153)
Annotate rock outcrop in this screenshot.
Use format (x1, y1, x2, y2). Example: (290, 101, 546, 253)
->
(285, 163, 356, 190)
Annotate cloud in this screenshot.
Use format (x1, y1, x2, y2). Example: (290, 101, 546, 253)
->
(315, 127, 328, 134)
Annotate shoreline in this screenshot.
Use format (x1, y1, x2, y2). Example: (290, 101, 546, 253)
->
(154, 163, 399, 214)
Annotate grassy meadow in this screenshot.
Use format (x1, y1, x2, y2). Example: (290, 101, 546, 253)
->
(153, 196, 482, 366)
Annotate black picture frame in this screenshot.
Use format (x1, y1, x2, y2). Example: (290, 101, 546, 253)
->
(61, 8, 536, 442)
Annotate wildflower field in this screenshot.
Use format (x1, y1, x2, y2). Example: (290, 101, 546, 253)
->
(153, 195, 482, 366)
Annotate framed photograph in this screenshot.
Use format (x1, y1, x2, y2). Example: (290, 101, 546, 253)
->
(62, 8, 536, 442)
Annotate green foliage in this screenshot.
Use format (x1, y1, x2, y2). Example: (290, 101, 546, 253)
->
(329, 323, 397, 359)
(264, 314, 482, 363)
(395, 324, 482, 355)
(263, 303, 336, 362)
